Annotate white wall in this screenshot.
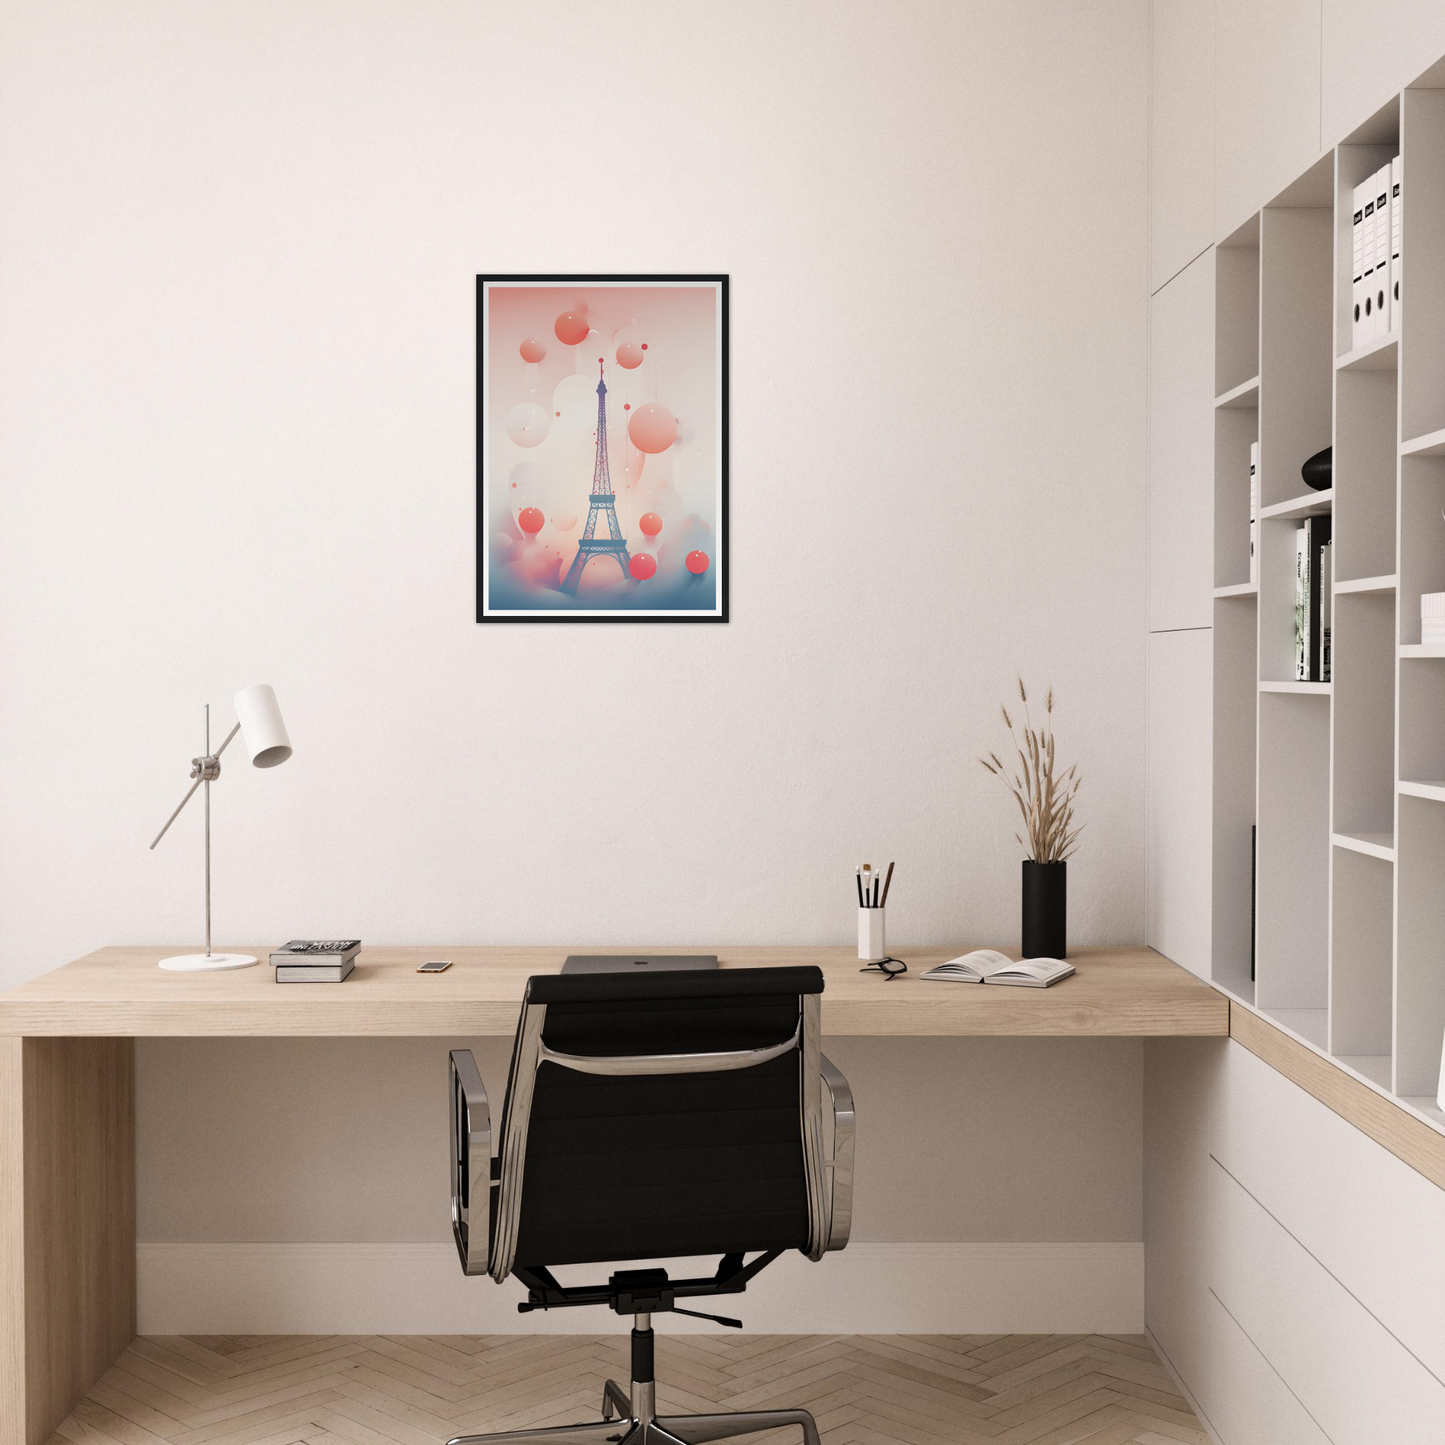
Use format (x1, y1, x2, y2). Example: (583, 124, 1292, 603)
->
(0, 0, 1149, 983)
(0, 0, 1152, 1320)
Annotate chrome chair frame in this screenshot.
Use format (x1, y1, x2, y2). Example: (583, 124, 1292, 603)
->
(446, 985, 854, 1445)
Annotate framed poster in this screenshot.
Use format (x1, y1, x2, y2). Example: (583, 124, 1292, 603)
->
(477, 274, 728, 622)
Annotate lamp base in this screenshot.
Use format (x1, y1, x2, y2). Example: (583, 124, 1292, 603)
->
(158, 952, 258, 972)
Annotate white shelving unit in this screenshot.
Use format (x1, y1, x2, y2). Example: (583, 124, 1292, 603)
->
(1212, 78, 1445, 1133)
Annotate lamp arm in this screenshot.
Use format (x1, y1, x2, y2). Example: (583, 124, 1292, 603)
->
(149, 778, 203, 850)
(148, 722, 241, 850)
(213, 721, 242, 759)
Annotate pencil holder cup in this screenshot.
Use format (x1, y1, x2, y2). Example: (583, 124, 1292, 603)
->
(858, 907, 886, 962)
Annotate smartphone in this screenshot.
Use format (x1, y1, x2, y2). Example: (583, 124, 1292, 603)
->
(417, 959, 452, 973)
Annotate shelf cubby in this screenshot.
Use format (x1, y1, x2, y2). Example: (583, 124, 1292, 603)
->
(1334, 370, 1397, 581)
(1259, 187, 1332, 511)
(1396, 795, 1445, 1097)
(1214, 403, 1257, 589)
(1398, 454, 1445, 644)
(1332, 591, 1396, 837)
(1255, 692, 1330, 1018)
(1215, 216, 1260, 398)
(1211, 593, 1259, 1003)
(1329, 847, 1393, 1067)
(1399, 653, 1445, 784)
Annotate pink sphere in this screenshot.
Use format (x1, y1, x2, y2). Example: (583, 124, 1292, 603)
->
(616, 342, 644, 369)
(629, 553, 657, 581)
(554, 311, 590, 346)
(685, 550, 710, 575)
(639, 511, 663, 537)
(519, 337, 546, 363)
(518, 507, 544, 535)
(628, 402, 677, 454)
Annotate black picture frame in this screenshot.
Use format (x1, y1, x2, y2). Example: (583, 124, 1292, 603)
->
(476, 273, 729, 623)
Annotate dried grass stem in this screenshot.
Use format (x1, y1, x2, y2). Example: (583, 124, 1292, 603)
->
(979, 678, 1083, 862)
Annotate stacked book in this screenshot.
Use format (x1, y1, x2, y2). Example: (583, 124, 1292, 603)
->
(270, 939, 361, 983)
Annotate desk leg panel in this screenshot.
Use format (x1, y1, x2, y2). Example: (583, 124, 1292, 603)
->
(0, 1037, 136, 1445)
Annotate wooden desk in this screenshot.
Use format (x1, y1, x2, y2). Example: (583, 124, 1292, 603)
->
(0, 943, 1225, 1038)
(0, 944, 1223, 1445)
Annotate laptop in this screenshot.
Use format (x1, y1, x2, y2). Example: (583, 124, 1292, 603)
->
(561, 954, 719, 974)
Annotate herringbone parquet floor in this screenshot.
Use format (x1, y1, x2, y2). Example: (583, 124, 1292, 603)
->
(49, 1334, 1209, 1445)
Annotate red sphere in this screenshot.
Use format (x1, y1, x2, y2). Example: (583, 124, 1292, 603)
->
(518, 507, 544, 535)
(685, 549, 710, 575)
(554, 311, 589, 346)
(519, 337, 546, 363)
(629, 553, 657, 581)
(639, 511, 663, 537)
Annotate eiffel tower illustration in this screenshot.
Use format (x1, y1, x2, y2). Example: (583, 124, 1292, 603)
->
(561, 360, 632, 593)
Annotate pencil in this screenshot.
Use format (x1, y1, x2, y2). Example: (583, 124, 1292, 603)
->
(855, 869, 865, 907)
(880, 860, 895, 907)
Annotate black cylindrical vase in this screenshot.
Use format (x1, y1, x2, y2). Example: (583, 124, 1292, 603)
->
(1022, 860, 1067, 958)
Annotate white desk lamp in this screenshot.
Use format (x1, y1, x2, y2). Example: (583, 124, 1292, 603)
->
(149, 684, 292, 972)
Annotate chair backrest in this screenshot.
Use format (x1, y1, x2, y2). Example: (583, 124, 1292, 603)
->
(488, 966, 827, 1280)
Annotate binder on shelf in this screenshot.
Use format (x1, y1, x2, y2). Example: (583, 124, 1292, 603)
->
(1358, 179, 1369, 339)
(1351, 179, 1367, 349)
(1391, 154, 1402, 332)
(1249, 441, 1259, 585)
(1373, 164, 1391, 341)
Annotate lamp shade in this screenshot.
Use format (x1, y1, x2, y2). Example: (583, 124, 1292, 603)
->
(233, 684, 292, 768)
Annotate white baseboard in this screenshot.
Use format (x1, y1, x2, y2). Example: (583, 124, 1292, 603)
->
(137, 1241, 1143, 1336)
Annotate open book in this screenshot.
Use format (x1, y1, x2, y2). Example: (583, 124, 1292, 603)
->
(920, 950, 1075, 988)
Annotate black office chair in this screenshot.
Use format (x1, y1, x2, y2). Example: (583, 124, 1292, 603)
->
(446, 965, 855, 1445)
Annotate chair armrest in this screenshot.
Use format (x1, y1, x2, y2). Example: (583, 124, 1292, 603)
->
(819, 1052, 854, 1251)
(449, 1049, 492, 1276)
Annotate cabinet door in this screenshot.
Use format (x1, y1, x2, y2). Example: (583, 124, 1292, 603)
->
(1149, 251, 1215, 632)
(1150, 0, 1215, 291)
(1323, 0, 1445, 145)
(1147, 627, 1212, 978)
(1215, 0, 1322, 237)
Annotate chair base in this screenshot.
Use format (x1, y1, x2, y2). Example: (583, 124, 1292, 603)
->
(446, 1380, 821, 1445)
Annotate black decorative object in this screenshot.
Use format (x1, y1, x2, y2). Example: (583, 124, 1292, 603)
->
(1021, 860, 1067, 959)
(1302, 445, 1332, 492)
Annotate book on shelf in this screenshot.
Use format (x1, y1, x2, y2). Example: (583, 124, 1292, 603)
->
(1249, 441, 1259, 584)
(920, 950, 1074, 988)
(1320, 538, 1332, 682)
(1293, 518, 1332, 681)
(1295, 526, 1308, 679)
(276, 958, 355, 983)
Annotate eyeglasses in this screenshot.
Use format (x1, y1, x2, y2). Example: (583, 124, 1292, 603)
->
(859, 956, 908, 981)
